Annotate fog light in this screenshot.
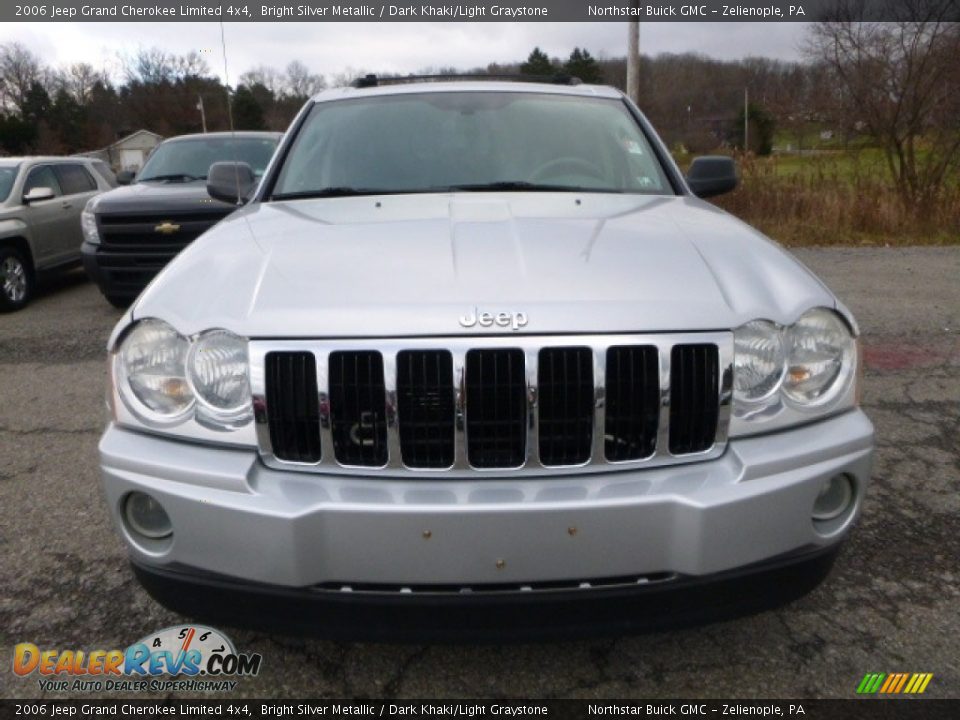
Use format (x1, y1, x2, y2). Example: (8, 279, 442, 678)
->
(812, 474, 854, 521)
(124, 492, 172, 539)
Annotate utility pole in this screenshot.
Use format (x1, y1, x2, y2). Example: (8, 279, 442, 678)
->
(626, 19, 640, 104)
(197, 94, 207, 133)
(743, 86, 749, 152)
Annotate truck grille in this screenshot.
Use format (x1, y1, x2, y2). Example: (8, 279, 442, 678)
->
(538, 346, 594, 466)
(396, 350, 456, 468)
(264, 351, 322, 463)
(94, 210, 231, 293)
(251, 334, 732, 476)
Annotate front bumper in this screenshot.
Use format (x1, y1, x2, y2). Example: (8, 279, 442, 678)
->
(101, 408, 873, 590)
(131, 545, 841, 641)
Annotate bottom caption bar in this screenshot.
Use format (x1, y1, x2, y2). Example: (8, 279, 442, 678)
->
(0, 700, 956, 719)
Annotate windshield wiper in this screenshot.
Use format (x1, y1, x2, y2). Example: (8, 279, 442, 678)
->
(271, 187, 400, 200)
(447, 181, 595, 192)
(140, 173, 204, 183)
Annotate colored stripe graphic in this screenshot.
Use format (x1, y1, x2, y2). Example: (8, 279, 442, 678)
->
(904, 673, 933, 694)
(857, 673, 885, 694)
(858, 672, 933, 694)
(893, 673, 909, 693)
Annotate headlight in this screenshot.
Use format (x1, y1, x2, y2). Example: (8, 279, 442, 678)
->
(113, 320, 254, 438)
(117, 319, 193, 423)
(783, 308, 856, 406)
(733, 320, 785, 403)
(730, 308, 858, 437)
(81, 197, 101, 245)
(187, 330, 252, 427)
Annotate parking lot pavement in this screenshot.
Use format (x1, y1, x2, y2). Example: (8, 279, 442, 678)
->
(1, 247, 958, 700)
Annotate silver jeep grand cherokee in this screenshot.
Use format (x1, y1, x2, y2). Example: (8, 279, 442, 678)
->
(99, 78, 875, 640)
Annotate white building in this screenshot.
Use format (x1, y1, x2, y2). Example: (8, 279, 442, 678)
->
(79, 129, 164, 172)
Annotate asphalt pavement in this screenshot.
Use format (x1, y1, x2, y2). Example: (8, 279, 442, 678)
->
(1, 246, 957, 699)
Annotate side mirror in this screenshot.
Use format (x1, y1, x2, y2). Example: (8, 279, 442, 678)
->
(686, 156, 738, 199)
(116, 170, 135, 185)
(23, 187, 55, 204)
(207, 162, 255, 205)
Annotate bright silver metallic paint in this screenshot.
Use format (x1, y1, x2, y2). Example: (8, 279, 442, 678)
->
(100, 411, 873, 587)
(100, 81, 875, 593)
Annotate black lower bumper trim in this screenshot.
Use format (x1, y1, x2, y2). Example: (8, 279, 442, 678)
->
(132, 545, 841, 643)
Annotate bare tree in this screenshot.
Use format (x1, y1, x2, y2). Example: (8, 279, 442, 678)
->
(285, 60, 325, 98)
(239, 65, 285, 96)
(806, 2, 960, 212)
(0, 42, 43, 112)
(61, 62, 107, 105)
(122, 48, 210, 85)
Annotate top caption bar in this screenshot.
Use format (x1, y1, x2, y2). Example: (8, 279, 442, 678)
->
(6, 0, 956, 22)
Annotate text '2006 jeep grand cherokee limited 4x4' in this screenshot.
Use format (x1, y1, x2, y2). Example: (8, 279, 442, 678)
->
(99, 78, 875, 641)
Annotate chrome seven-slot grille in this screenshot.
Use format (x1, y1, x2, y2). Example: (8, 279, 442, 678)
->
(250, 334, 733, 476)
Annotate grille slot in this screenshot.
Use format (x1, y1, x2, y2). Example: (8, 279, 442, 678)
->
(397, 350, 455, 468)
(265, 352, 321, 463)
(669, 344, 720, 455)
(329, 351, 388, 466)
(604, 345, 660, 461)
(465, 349, 527, 468)
(538, 347, 594, 466)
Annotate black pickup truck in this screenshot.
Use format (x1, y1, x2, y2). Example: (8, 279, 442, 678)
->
(81, 131, 281, 308)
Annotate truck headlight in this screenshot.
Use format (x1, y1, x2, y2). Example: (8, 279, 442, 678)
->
(783, 308, 856, 406)
(113, 320, 253, 438)
(117, 319, 194, 424)
(81, 197, 101, 245)
(733, 320, 785, 403)
(730, 307, 858, 436)
(187, 330, 252, 427)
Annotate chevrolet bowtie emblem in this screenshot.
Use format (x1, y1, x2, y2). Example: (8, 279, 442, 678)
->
(154, 221, 180, 235)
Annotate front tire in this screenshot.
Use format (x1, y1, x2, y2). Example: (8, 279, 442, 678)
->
(0, 247, 32, 312)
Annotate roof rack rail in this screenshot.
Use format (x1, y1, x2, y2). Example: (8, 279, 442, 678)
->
(350, 73, 583, 89)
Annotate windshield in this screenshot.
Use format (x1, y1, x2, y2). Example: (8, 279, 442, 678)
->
(139, 136, 278, 182)
(271, 92, 672, 198)
(0, 164, 19, 202)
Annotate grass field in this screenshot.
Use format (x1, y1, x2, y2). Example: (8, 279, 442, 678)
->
(677, 149, 960, 247)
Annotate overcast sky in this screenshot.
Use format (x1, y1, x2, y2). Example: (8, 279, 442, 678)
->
(5, 22, 808, 81)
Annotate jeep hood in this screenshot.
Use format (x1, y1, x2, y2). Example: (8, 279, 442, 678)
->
(131, 193, 839, 339)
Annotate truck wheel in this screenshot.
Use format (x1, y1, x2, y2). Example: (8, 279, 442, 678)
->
(0, 247, 33, 312)
(105, 293, 132, 309)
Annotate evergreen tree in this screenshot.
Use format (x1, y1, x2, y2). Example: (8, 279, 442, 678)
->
(233, 85, 266, 130)
(520, 48, 553, 76)
(735, 103, 776, 156)
(564, 48, 603, 84)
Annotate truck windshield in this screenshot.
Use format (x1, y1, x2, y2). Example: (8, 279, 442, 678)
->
(271, 92, 673, 198)
(139, 136, 279, 183)
(0, 164, 19, 202)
